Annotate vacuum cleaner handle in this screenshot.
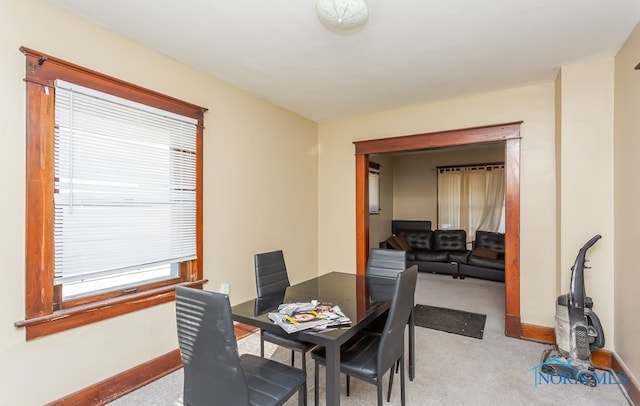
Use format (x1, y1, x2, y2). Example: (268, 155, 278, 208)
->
(570, 234, 601, 311)
(579, 234, 602, 256)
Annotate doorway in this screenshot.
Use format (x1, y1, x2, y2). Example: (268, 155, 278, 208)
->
(354, 122, 522, 338)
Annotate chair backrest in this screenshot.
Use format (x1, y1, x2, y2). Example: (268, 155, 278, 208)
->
(175, 286, 249, 406)
(377, 265, 418, 374)
(366, 248, 407, 302)
(367, 248, 407, 278)
(254, 250, 290, 298)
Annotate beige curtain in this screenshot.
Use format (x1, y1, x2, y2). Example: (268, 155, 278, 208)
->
(437, 170, 462, 230)
(474, 167, 505, 235)
(437, 165, 505, 241)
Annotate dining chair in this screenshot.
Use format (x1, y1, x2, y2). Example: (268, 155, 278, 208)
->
(254, 250, 316, 405)
(311, 266, 418, 406)
(365, 248, 417, 389)
(175, 286, 306, 406)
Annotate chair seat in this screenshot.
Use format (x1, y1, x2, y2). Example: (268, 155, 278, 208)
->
(262, 330, 316, 352)
(241, 354, 307, 406)
(311, 334, 380, 378)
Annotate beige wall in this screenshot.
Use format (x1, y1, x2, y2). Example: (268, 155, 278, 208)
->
(318, 84, 559, 327)
(318, 67, 623, 345)
(614, 21, 640, 390)
(557, 59, 615, 344)
(554, 73, 563, 292)
(318, 56, 626, 355)
(1, 0, 318, 404)
(392, 146, 504, 224)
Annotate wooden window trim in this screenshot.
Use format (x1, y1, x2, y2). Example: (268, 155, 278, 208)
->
(60, 277, 182, 309)
(17, 47, 207, 340)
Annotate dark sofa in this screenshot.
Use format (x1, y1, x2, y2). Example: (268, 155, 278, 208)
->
(379, 220, 505, 282)
(380, 220, 465, 277)
(458, 230, 506, 282)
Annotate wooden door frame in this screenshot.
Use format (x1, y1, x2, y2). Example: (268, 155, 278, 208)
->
(354, 122, 522, 338)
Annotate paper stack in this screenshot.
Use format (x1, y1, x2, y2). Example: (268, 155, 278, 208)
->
(268, 302, 351, 334)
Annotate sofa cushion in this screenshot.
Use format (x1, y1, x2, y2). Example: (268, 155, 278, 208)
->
(413, 250, 449, 262)
(472, 247, 498, 260)
(467, 255, 505, 271)
(385, 236, 403, 250)
(459, 263, 505, 282)
(397, 229, 434, 250)
(394, 234, 412, 251)
(433, 229, 467, 252)
(474, 231, 505, 255)
(448, 251, 471, 264)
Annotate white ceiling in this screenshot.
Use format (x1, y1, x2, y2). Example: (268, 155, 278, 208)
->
(46, 0, 640, 122)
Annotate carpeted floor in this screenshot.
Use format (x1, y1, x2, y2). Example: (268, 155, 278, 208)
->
(109, 273, 631, 405)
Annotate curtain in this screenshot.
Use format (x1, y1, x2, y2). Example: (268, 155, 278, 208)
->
(437, 170, 462, 230)
(475, 167, 505, 234)
(437, 165, 505, 241)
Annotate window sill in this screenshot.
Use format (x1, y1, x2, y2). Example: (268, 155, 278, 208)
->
(15, 279, 207, 340)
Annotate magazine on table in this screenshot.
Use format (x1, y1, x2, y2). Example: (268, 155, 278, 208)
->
(314, 304, 351, 327)
(267, 301, 351, 333)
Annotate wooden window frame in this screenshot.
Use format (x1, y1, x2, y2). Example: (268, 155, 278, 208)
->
(15, 47, 207, 340)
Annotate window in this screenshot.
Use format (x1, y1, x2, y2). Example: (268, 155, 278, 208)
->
(437, 163, 505, 242)
(369, 162, 381, 214)
(17, 48, 206, 340)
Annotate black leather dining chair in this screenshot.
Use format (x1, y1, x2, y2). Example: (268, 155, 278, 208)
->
(254, 250, 315, 405)
(175, 286, 306, 406)
(311, 266, 418, 406)
(365, 248, 417, 390)
(367, 248, 408, 280)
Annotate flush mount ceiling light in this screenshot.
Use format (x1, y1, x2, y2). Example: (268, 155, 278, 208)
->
(316, 0, 369, 31)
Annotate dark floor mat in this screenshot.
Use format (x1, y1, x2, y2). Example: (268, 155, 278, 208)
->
(413, 304, 486, 339)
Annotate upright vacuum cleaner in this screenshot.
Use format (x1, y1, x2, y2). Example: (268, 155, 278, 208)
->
(540, 234, 605, 386)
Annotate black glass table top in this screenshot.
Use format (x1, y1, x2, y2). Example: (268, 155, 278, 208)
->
(231, 271, 395, 406)
(232, 271, 390, 344)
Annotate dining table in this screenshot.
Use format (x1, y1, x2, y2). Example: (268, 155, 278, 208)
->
(231, 271, 391, 406)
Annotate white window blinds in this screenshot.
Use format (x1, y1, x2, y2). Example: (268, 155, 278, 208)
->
(53, 80, 198, 285)
(369, 165, 380, 213)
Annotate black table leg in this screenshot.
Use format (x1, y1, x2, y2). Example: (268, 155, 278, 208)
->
(325, 344, 341, 406)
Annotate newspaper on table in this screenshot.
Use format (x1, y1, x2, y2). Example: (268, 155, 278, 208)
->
(267, 301, 351, 334)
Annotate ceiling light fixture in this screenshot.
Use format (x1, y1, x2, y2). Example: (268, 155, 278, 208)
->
(316, 0, 369, 32)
